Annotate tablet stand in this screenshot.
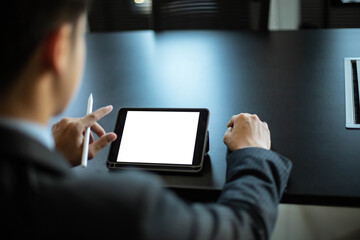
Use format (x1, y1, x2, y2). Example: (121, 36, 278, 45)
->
(205, 130, 210, 154)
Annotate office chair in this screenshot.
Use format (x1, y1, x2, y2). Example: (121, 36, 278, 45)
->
(152, 0, 270, 31)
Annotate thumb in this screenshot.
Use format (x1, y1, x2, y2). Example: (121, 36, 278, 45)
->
(88, 133, 117, 159)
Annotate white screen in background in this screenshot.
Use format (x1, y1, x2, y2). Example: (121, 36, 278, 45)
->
(117, 111, 200, 165)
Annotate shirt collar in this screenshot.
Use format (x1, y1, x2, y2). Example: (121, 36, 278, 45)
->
(0, 117, 54, 150)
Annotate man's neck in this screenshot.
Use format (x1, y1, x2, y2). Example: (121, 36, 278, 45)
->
(0, 78, 53, 126)
(0, 110, 49, 126)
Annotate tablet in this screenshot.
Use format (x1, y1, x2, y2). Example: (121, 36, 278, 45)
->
(107, 108, 209, 173)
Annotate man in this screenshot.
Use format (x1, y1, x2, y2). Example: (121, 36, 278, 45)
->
(0, 1, 292, 239)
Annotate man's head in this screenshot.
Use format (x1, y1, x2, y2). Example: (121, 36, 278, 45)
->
(2, 0, 90, 121)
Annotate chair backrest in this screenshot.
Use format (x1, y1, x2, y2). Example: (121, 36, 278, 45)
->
(152, 0, 270, 31)
(87, 0, 270, 32)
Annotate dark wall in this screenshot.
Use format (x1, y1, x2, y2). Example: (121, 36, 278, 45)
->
(301, 0, 360, 28)
(87, 0, 269, 32)
(88, 0, 152, 31)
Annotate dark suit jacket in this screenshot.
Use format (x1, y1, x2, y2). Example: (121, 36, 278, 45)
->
(0, 125, 291, 240)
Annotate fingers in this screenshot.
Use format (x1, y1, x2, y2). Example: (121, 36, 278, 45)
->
(89, 132, 94, 144)
(223, 126, 233, 145)
(91, 122, 106, 137)
(226, 113, 252, 128)
(227, 114, 238, 128)
(250, 114, 260, 122)
(224, 112, 271, 150)
(88, 133, 117, 159)
(224, 126, 233, 137)
(263, 122, 269, 131)
(80, 105, 113, 128)
(226, 117, 233, 128)
(52, 106, 116, 165)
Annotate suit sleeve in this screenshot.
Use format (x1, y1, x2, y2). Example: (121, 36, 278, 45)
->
(139, 148, 292, 240)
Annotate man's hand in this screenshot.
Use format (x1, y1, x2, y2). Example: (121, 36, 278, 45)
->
(223, 113, 271, 151)
(52, 105, 117, 166)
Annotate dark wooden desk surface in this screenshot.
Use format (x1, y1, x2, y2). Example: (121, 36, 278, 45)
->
(55, 29, 360, 206)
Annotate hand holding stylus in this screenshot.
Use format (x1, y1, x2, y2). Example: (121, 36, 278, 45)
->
(52, 103, 117, 167)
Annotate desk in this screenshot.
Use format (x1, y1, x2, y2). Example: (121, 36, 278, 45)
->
(57, 29, 360, 207)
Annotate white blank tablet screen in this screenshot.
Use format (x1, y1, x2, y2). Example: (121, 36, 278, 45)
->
(117, 111, 200, 165)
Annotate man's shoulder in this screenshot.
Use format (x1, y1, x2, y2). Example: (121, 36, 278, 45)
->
(0, 124, 163, 198)
(0, 125, 70, 176)
(59, 170, 165, 203)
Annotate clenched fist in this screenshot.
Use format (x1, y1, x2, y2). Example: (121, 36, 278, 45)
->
(223, 113, 271, 151)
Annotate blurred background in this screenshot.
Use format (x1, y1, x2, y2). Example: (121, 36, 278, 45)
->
(86, 0, 360, 32)
(84, 1, 360, 239)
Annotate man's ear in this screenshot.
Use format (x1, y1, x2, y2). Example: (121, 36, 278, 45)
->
(43, 23, 73, 76)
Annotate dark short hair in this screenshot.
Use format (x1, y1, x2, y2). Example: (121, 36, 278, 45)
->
(2, 0, 90, 94)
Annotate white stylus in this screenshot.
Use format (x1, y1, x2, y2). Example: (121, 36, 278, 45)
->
(81, 93, 93, 167)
